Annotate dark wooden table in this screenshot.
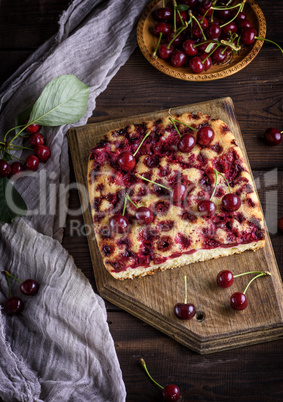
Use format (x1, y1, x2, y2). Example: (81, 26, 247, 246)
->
(1, 1, 282, 401)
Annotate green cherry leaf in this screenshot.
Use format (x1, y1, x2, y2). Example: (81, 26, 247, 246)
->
(3, 152, 12, 162)
(176, 4, 189, 11)
(28, 75, 90, 127)
(205, 42, 216, 53)
(0, 178, 27, 224)
(15, 107, 32, 135)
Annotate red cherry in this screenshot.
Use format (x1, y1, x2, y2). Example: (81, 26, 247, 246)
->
(153, 22, 171, 36)
(264, 127, 282, 146)
(195, 15, 209, 30)
(235, 11, 247, 21)
(216, 270, 234, 288)
(176, 10, 187, 25)
(207, 22, 221, 39)
(135, 207, 153, 225)
(29, 132, 45, 147)
(241, 27, 257, 45)
(222, 193, 241, 212)
(192, 25, 204, 39)
(20, 279, 39, 296)
(2, 296, 24, 315)
(10, 162, 23, 177)
(117, 151, 136, 171)
(170, 50, 187, 67)
(222, 21, 237, 35)
(199, 0, 213, 16)
(216, 9, 230, 20)
(199, 54, 212, 71)
(35, 145, 51, 162)
(171, 183, 186, 203)
(162, 384, 181, 401)
(109, 214, 129, 234)
(24, 155, 39, 171)
(183, 0, 197, 6)
(189, 56, 204, 73)
(167, 30, 183, 46)
(25, 122, 40, 134)
(177, 133, 196, 152)
(158, 43, 174, 59)
(0, 159, 11, 177)
(154, 7, 173, 22)
(198, 200, 216, 216)
(174, 303, 196, 320)
(182, 39, 198, 56)
(230, 292, 248, 311)
(212, 47, 227, 63)
(197, 126, 214, 145)
(238, 19, 253, 29)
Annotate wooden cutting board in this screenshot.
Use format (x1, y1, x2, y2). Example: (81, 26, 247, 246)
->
(68, 97, 283, 354)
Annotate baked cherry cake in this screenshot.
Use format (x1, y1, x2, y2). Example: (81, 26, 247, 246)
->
(88, 112, 265, 279)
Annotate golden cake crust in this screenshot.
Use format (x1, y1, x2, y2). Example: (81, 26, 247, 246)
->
(88, 112, 265, 279)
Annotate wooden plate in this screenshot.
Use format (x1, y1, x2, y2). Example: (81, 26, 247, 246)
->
(68, 97, 283, 354)
(137, 0, 267, 81)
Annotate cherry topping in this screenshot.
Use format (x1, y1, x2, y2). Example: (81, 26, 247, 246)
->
(222, 193, 241, 212)
(0, 159, 11, 177)
(20, 279, 39, 296)
(216, 270, 234, 288)
(35, 145, 51, 162)
(24, 155, 39, 171)
(230, 292, 248, 311)
(135, 207, 153, 225)
(25, 122, 40, 134)
(170, 50, 187, 67)
(197, 126, 214, 145)
(10, 162, 23, 177)
(162, 384, 181, 401)
(2, 296, 24, 315)
(158, 43, 174, 59)
(109, 214, 129, 234)
(241, 27, 257, 45)
(117, 151, 136, 171)
(198, 200, 216, 216)
(189, 56, 204, 73)
(177, 133, 196, 152)
(264, 127, 282, 146)
(171, 183, 186, 203)
(29, 132, 45, 147)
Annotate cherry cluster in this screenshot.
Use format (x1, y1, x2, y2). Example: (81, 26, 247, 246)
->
(216, 269, 271, 310)
(1, 270, 39, 315)
(0, 122, 51, 178)
(151, 0, 282, 74)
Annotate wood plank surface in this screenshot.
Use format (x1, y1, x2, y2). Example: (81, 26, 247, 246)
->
(68, 97, 283, 354)
(1, 0, 283, 400)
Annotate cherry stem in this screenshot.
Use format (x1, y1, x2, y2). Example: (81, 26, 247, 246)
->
(210, 169, 231, 200)
(194, 39, 218, 48)
(2, 270, 22, 284)
(168, 22, 188, 48)
(136, 173, 171, 192)
(126, 194, 138, 209)
(173, 0, 177, 32)
(153, 32, 163, 57)
(4, 150, 25, 162)
(9, 145, 33, 151)
(168, 113, 198, 132)
(243, 271, 271, 295)
(220, 39, 241, 52)
(133, 130, 151, 157)
(184, 275, 187, 305)
(3, 125, 25, 142)
(122, 196, 128, 216)
(140, 359, 164, 390)
(234, 270, 268, 278)
(189, 11, 207, 41)
(2, 271, 13, 297)
(220, 1, 244, 28)
(202, 43, 220, 64)
(170, 118, 182, 138)
(255, 37, 283, 54)
(162, 0, 165, 7)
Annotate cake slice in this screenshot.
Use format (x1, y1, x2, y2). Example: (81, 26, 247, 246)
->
(87, 112, 265, 279)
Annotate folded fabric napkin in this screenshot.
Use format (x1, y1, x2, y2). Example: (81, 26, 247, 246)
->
(0, 0, 149, 400)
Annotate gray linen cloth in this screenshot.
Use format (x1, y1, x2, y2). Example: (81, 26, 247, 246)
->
(0, 0, 149, 400)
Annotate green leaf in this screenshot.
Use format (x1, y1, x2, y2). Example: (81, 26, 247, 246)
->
(0, 178, 27, 224)
(205, 42, 215, 53)
(28, 75, 90, 127)
(176, 4, 189, 11)
(3, 152, 12, 161)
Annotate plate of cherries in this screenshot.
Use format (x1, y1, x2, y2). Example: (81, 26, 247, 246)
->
(137, 0, 269, 81)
